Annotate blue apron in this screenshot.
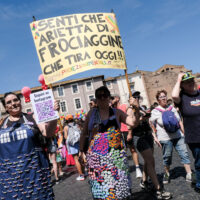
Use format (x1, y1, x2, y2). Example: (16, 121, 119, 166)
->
(0, 115, 54, 200)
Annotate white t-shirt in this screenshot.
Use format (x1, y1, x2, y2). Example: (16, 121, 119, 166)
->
(150, 105, 182, 141)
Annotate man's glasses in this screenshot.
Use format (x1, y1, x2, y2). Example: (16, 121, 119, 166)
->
(5, 98, 20, 105)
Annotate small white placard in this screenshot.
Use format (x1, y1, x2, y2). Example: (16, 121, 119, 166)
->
(30, 89, 59, 124)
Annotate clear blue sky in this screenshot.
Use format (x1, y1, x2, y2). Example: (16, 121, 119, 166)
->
(0, 0, 200, 94)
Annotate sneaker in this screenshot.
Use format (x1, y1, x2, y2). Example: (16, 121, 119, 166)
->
(186, 173, 192, 182)
(163, 173, 170, 184)
(59, 172, 64, 177)
(156, 189, 172, 200)
(194, 187, 200, 193)
(136, 167, 142, 179)
(55, 179, 59, 185)
(76, 175, 85, 181)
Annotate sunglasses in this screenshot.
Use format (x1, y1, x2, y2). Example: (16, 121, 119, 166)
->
(96, 93, 109, 99)
(158, 96, 167, 100)
(5, 98, 20, 105)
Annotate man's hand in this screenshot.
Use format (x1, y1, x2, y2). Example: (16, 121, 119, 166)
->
(54, 100, 60, 112)
(177, 73, 185, 83)
(154, 137, 162, 148)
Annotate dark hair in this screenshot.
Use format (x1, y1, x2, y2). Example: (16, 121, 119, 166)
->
(141, 105, 147, 110)
(95, 86, 111, 98)
(90, 98, 97, 103)
(1, 92, 21, 108)
(153, 102, 158, 107)
(68, 118, 74, 123)
(150, 105, 155, 111)
(156, 90, 167, 101)
(167, 99, 173, 104)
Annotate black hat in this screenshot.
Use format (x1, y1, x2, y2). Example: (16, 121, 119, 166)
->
(130, 90, 140, 98)
(132, 91, 140, 97)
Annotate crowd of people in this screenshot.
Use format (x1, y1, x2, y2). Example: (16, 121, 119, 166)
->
(0, 72, 199, 200)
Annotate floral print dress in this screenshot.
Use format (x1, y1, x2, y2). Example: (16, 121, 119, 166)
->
(86, 108, 131, 200)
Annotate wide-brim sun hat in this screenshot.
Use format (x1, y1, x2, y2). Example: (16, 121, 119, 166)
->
(182, 72, 195, 81)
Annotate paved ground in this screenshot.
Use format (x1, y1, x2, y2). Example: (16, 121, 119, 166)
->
(53, 145, 200, 200)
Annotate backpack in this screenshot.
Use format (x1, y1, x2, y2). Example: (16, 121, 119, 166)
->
(155, 106, 180, 133)
(67, 123, 81, 146)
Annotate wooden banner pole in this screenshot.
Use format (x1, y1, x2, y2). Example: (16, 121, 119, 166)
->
(124, 68, 132, 97)
(111, 9, 132, 97)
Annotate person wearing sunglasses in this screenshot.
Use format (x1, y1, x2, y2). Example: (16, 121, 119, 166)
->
(172, 72, 200, 193)
(129, 93, 172, 200)
(0, 92, 59, 199)
(150, 89, 192, 186)
(80, 86, 140, 200)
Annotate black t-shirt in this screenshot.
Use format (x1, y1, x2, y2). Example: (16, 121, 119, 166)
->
(132, 120, 152, 137)
(0, 113, 44, 147)
(176, 90, 200, 143)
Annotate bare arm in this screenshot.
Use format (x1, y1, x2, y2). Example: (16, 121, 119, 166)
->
(127, 129, 133, 141)
(119, 107, 139, 129)
(79, 109, 92, 152)
(64, 126, 68, 140)
(172, 73, 185, 104)
(149, 120, 162, 148)
(179, 120, 184, 134)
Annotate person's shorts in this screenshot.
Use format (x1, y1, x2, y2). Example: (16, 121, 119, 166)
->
(160, 137, 190, 166)
(136, 134, 154, 153)
(121, 131, 134, 147)
(47, 143, 57, 154)
(68, 142, 79, 155)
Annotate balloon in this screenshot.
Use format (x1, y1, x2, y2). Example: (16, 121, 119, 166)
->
(38, 74, 48, 90)
(21, 87, 31, 103)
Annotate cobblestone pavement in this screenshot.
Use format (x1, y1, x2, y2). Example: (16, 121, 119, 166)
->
(53, 145, 200, 200)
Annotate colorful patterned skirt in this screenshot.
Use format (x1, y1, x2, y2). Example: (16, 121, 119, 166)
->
(86, 127, 131, 200)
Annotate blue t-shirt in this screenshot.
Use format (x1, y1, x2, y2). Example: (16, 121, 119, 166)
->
(176, 90, 200, 143)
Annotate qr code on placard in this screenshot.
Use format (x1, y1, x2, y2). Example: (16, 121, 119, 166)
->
(35, 100, 55, 121)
